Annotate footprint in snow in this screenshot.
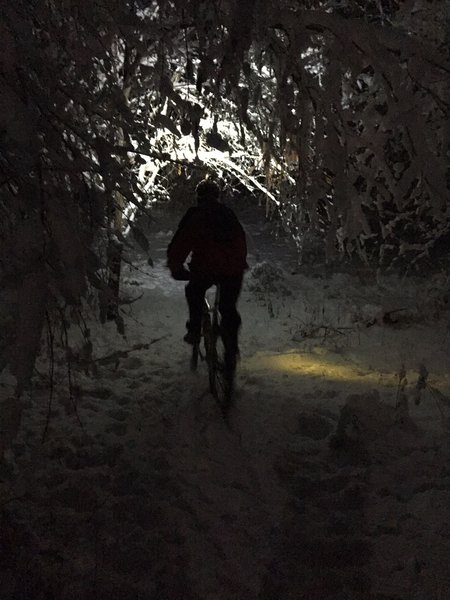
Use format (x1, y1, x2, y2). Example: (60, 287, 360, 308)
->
(106, 422, 128, 436)
(107, 409, 130, 422)
(87, 387, 113, 399)
(122, 356, 144, 370)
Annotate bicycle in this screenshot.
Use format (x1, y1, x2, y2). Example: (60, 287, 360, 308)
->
(190, 286, 236, 416)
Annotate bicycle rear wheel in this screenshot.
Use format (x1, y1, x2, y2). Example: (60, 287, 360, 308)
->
(190, 300, 210, 371)
(190, 343, 199, 371)
(207, 327, 235, 415)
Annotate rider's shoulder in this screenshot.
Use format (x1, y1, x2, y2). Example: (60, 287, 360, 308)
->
(218, 203, 241, 223)
(184, 205, 202, 219)
(176, 206, 200, 230)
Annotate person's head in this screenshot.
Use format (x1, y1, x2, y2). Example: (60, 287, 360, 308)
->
(196, 179, 220, 206)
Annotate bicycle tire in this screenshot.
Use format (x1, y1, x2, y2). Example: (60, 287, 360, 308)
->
(189, 291, 236, 417)
(202, 312, 216, 391)
(190, 343, 199, 371)
(207, 325, 235, 414)
(190, 301, 211, 371)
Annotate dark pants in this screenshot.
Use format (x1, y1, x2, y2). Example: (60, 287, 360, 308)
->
(185, 275, 243, 352)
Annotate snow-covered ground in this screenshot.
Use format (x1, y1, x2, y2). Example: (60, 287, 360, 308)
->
(1, 203, 450, 599)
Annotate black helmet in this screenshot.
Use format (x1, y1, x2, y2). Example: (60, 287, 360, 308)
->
(196, 179, 220, 203)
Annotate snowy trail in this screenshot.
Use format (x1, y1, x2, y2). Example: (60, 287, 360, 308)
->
(1, 204, 450, 599)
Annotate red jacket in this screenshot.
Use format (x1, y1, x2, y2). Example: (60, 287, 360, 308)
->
(167, 202, 248, 278)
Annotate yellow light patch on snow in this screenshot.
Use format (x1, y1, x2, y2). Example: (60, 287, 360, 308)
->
(244, 350, 450, 391)
(245, 350, 387, 384)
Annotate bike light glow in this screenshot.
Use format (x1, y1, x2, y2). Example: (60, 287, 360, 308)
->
(244, 351, 450, 389)
(245, 351, 383, 383)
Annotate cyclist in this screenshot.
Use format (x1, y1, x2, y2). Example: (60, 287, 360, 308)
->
(167, 179, 247, 371)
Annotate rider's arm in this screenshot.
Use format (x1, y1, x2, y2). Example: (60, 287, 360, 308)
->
(167, 209, 197, 278)
(235, 219, 249, 270)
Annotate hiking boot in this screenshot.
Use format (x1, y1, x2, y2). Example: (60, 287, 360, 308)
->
(183, 331, 200, 345)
